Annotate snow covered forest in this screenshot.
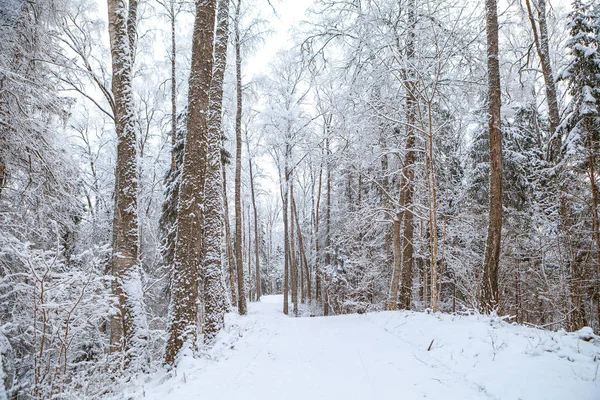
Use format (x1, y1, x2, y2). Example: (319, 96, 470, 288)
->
(1, 0, 600, 397)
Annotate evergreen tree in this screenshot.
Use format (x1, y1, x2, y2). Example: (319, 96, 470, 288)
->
(561, 0, 600, 330)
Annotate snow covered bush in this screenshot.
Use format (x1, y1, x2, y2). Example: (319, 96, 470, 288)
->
(0, 240, 113, 398)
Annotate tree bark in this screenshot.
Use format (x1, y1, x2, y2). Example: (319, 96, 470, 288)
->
(247, 203, 252, 302)
(314, 118, 328, 304)
(561, 197, 584, 331)
(289, 179, 298, 317)
(107, 0, 148, 368)
(246, 135, 261, 301)
(234, 0, 247, 315)
(0, 158, 5, 199)
(481, 0, 503, 313)
(223, 166, 237, 305)
(586, 125, 600, 330)
(388, 213, 402, 310)
(283, 172, 290, 315)
(290, 178, 298, 315)
(203, 0, 231, 342)
(524, 0, 561, 161)
(293, 194, 311, 303)
(165, 0, 216, 364)
(398, 0, 417, 311)
(169, 0, 177, 173)
(426, 103, 440, 312)
(323, 136, 332, 316)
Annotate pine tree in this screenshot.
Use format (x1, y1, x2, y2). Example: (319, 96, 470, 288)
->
(561, 0, 600, 330)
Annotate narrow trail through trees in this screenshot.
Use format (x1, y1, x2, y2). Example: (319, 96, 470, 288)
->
(140, 295, 599, 400)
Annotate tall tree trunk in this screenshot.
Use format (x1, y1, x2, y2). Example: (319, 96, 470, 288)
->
(107, 0, 148, 368)
(399, 0, 417, 311)
(283, 173, 290, 315)
(290, 178, 299, 315)
(159, 0, 180, 285)
(314, 120, 327, 304)
(314, 166, 322, 302)
(324, 136, 332, 316)
(246, 136, 261, 301)
(202, 0, 231, 341)
(247, 204, 252, 302)
(388, 213, 402, 310)
(561, 197, 584, 331)
(481, 0, 503, 313)
(300, 240, 305, 304)
(426, 104, 440, 312)
(223, 166, 237, 305)
(524, 0, 561, 161)
(234, 0, 247, 315)
(165, 0, 215, 364)
(587, 126, 600, 329)
(293, 194, 311, 303)
(0, 158, 5, 201)
(169, 0, 177, 173)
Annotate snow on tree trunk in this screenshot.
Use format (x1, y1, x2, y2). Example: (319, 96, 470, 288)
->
(214, 1, 237, 309)
(290, 178, 299, 315)
(283, 168, 290, 315)
(245, 134, 262, 301)
(525, 0, 562, 162)
(234, 0, 248, 316)
(170, 0, 178, 174)
(324, 135, 332, 316)
(292, 194, 311, 303)
(398, 0, 417, 312)
(203, 0, 231, 341)
(165, 0, 216, 364)
(107, 0, 149, 368)
(481, 0, 503, 313)
(388, 213, 402, 310)
(0, 333, 13, 400)
(223, 166, 238, 305)
(0, 159, 5, 200)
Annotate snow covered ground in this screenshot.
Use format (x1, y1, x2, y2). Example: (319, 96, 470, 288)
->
(130, 295, 600, 400)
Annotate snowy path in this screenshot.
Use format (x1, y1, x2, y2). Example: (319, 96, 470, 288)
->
(137, 295, 600, 400)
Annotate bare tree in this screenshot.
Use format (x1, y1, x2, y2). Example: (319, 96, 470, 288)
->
(524, 0, 561, 161)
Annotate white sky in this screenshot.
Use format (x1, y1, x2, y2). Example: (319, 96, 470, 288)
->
(246, 0, 315, 79)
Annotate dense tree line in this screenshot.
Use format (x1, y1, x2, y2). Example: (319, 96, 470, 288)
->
(0, 0, 599, 397)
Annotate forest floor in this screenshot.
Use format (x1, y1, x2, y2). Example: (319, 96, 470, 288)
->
(130, 295, 600, 400)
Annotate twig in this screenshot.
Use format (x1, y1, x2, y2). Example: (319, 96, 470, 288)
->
(427, 339, 435, 351)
